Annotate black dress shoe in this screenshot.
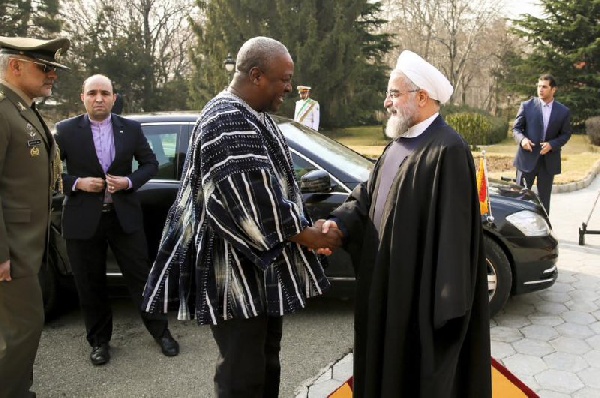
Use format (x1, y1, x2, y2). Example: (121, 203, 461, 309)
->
(155, 330, 179, 356)
(90, 343, 110, 365)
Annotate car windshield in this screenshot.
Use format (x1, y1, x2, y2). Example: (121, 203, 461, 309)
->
(278, 120, 374, 182)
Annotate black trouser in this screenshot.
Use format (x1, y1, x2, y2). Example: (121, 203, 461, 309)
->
(516, 160, 555, 214)
(210, 315, 283, 398)
(66, 211, 167, 347)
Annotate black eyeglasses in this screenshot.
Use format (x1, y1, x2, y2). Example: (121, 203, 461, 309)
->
(385, 89, 419, 99)
(11, 57, 57, 74)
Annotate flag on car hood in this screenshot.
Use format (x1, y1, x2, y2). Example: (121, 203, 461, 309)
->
(477, 155, 490, 215)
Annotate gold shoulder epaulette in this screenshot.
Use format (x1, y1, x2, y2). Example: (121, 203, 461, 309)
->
(0, 91, 5, 101)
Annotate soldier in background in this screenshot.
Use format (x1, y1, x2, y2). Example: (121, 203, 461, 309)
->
(0, 35, 70, 398)
(294, 85, 320, 130)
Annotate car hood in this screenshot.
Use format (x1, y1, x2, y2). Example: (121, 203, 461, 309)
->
(489, 179, 544, 213)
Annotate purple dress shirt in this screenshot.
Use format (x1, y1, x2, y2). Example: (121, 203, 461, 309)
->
(92, 117, 115, 203)
(73, 115, 131, 201)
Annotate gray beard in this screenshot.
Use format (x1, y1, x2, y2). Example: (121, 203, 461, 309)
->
(385, 115, 412, 139)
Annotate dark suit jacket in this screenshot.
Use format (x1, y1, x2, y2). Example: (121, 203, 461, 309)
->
(512, 97, 571, 175)
(55, 114, 158, 240)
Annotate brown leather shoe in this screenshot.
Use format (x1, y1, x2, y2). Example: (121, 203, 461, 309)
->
(155, 330, 179, 356)
(90, 343, 110, 365)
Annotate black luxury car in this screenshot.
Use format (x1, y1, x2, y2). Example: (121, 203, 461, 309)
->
(43, 113, 558, 318)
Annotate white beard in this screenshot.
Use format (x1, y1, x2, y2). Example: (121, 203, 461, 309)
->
(384, 96, 418, 139)
(385, 115, 411, 139)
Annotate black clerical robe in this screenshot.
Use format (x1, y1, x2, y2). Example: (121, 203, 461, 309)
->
(332, 115, 491, 398)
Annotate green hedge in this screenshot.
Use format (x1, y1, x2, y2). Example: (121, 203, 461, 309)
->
(585, 116, 600, 146)
(446, 112, 508, 147)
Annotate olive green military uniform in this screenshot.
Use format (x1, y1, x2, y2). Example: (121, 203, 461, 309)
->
(0, 35, 68, 398)
(0, 83, 59, 398)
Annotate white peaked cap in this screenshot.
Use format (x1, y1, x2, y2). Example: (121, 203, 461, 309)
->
(395, 50, 453, 104)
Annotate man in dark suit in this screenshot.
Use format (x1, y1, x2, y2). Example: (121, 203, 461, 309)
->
(54, 74, 179, 366)
(0, 35, 69, 398)
(513, 74, 572, 214)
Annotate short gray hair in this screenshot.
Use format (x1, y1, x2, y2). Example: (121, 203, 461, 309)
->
(235, 37, 289, 75)
(0, 54, 10, 79)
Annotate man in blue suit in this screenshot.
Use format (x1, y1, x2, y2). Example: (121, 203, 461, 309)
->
(512, 74, 572, 214)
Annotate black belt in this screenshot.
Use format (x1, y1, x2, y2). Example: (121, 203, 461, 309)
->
(102, 203, 114, 213)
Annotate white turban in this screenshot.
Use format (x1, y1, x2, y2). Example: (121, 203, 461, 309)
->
(395, 50, 453, 104)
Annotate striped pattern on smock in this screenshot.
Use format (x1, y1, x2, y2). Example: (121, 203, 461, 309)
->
(142, 91, 330, 325)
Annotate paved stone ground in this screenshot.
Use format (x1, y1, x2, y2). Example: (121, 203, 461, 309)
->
(297, 173, 600, 398)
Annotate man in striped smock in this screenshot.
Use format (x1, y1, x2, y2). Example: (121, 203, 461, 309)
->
(142, 37, 341, 397)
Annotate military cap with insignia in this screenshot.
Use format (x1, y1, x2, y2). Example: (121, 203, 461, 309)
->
(297, 85, 311, 92)
(0, 36, 70, 70)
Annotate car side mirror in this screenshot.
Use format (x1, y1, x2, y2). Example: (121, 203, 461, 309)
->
(300, 169, 332, 193)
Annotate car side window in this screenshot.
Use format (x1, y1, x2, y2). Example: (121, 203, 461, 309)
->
(133, 124, 180, 180)
(290, 151, 319, 181)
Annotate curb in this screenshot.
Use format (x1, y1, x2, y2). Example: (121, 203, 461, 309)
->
(294, 352, 353, 398)
(553, 159, 600, 193)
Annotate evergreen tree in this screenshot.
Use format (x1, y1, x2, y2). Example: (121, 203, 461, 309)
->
(0, 1, 66, 120)
(512, 0, 600, 126)
(188, 0, 392, 128)
(0, 0, 62, 37)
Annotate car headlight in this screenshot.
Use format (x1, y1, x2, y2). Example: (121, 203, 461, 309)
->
(505, 210, 551, 236)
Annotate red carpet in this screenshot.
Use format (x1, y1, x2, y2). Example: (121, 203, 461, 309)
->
(328, 358, 539, 397)
(491, 357, 539, 398)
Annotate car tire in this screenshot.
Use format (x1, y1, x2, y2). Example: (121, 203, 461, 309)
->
(484, 235, 512, 317)
(39, 254, 58, 319)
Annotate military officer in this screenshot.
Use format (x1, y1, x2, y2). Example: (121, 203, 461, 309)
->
(294, 85, 320, 130)
(0, 35, 69, 398)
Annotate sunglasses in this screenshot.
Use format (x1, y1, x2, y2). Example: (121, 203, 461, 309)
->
(11, 57, 57, 74)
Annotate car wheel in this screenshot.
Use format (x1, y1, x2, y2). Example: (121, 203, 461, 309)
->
(39, 254, 58, 319)
(484, 236, 512, 317)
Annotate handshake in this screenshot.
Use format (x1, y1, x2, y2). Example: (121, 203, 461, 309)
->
(291, 219, 343, 256)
